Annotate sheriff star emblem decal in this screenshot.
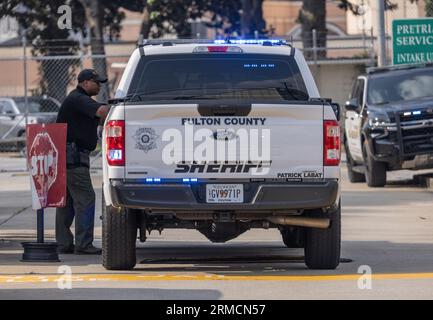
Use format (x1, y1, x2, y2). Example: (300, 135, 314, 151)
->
(133, 128, 159, 153)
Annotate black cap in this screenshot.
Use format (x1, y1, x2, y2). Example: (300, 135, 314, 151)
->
(77, 69, 107, 83)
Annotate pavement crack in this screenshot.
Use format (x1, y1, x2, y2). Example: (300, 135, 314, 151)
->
(0, 205, 32, 227)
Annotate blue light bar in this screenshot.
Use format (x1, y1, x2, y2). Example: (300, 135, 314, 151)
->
(190, 178, 198, 182)
(213, 39, 286, 46)
(182, 178, 190, 183)
(412, 111, 422, 115)
(244, 63, 275, 68)
(144, 178, 162, 183)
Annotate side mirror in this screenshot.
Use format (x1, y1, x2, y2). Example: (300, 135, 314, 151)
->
(6, 110, 15, 120)
(345, 98, 359, 112)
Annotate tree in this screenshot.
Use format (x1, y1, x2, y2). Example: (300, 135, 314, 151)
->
(142, 0, 201, 38)
(426, 0, 433, 16)
(299, 0, 326, 59)
(240, 0, 266, 37)
(200, 0, 242, 37)
(300, 0, 404, 60)
(0, 0, 86, 101)
(80, 0, 109, 101)
(79, 0, 144, 100)
(144, 0, 267, 38)
(0, 0, 143, 101)
(139, 0, 151, 38)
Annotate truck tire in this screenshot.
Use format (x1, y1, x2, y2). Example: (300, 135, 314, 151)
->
(363, 141, 386, 187)
(344, 139, 365, 183)
(304, 202, 341, 270)
(102, 192, 137, 270)
(280, 227, 304, 248)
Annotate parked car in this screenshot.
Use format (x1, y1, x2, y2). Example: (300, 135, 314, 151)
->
(344, 63, 433, 187)
(0, 95, 60, 140)
(0, 95, 60, 152)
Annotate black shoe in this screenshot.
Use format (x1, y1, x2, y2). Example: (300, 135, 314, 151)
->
(58, 245, 75, 254)
(75, 245, 102, 255)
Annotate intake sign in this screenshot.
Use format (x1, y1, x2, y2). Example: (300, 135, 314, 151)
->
(393, 18, 433, 65)
(27, 124, 67, 209)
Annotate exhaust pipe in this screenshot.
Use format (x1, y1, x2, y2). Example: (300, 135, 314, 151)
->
(174, 213, 330, 229)
(267, 217, 330, 229)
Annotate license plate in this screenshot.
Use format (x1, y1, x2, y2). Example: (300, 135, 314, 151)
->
(206, 184, 244, 203)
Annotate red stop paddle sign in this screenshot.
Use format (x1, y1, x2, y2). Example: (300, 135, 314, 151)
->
(27, 124, 67, 209)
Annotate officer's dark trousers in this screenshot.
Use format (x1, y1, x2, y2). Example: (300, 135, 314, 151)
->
(56, 166, 95, 250)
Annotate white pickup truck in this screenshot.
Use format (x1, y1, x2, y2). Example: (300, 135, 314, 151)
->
(102, 39, 341, 270)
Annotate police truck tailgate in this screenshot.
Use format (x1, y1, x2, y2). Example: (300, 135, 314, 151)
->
(123, 102, 324, 180)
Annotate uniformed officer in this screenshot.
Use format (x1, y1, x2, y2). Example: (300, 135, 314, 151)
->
(56, 69, 110, 254)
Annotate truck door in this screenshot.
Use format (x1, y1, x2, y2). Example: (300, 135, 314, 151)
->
(345, 78, 365, 162)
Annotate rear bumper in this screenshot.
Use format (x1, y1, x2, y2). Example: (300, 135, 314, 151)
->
(109, 179, 339, 211)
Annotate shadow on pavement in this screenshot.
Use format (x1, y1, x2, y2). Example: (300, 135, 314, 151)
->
(0, 239, 433, 275)
(0, 288, 222, 300)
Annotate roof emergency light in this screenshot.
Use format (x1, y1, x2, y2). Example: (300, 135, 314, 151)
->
(214, 39, 287, 46)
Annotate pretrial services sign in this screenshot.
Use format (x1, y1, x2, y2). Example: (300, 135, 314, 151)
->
(27, 124, 67, 210)
(393, 18, 433, 65)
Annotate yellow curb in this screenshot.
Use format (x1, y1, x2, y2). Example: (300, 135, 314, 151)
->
(1, 272, 433, 284)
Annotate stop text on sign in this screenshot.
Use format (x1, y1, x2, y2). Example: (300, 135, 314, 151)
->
(30, 154, 55, 177)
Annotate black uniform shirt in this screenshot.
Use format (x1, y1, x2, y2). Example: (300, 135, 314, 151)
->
(56, 86, 103, 151)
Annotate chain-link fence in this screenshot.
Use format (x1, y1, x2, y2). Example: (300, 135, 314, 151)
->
(0, 38, 130, 155)
(286, 29, 376, 66)
(0, 35, 376, 161)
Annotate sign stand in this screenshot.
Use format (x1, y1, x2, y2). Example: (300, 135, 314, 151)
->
(21, 209, 60, 262)
(21, 123, 67, 263)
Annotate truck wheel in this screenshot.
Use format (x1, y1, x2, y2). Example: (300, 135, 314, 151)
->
(102, 192, 137, 270)
(280, 227, 304, 248)
(304, 202, 341, 270)
(363, 141, 386, 187)
(344, 139, 365, 183)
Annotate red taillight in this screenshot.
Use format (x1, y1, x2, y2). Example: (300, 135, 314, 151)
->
(324, 120, 340, 166)
(106, 120, 125, 166)
(193, 46, 243, 53)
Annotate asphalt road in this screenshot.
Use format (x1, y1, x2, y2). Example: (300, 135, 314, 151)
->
(1, 163, 433, 300)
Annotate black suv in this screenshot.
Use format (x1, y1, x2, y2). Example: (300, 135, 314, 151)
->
(344, 64, 433, 187)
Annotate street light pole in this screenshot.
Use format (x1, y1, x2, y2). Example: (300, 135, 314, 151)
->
(376, 0, 387, 66)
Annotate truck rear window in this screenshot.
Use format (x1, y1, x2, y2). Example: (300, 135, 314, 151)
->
(127, 53, 309, 101)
